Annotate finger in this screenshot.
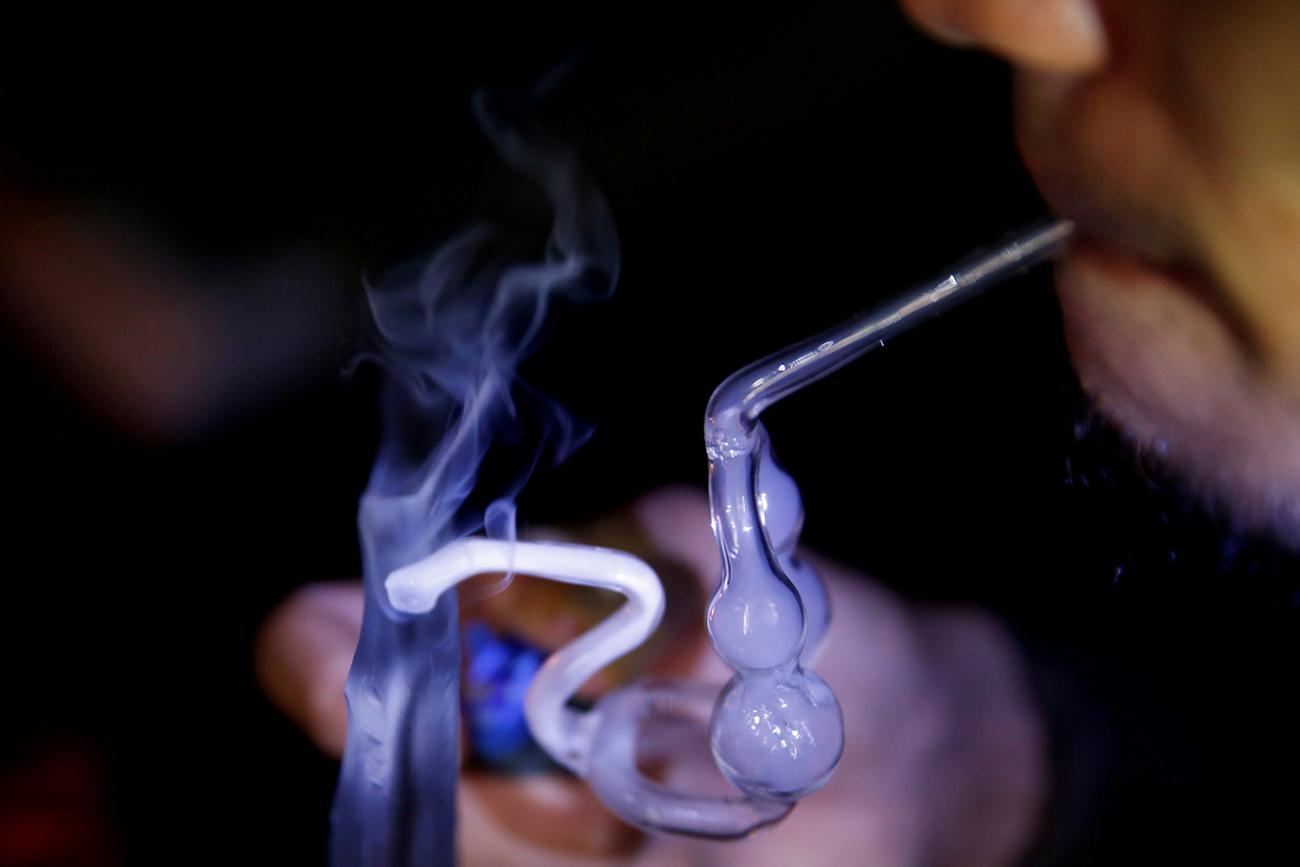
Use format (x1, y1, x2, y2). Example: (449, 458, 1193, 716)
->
(629, 484, 882, 597)
(255, 581, 363, 758)
(628, 484, 720, 583)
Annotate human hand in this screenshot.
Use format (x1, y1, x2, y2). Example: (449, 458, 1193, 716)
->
(256, 487, 1047, 866)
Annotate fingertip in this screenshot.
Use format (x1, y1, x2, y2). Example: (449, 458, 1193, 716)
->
(256, 582, 364, 758)
(629, 484, 717, 579)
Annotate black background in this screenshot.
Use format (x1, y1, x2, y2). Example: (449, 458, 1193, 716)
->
(5, 4, 1274, 864)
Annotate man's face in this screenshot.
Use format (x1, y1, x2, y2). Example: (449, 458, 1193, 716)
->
(905, 0, 1300, 544)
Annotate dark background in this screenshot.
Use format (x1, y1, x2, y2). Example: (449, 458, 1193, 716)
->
(4, 4, 1263, 864)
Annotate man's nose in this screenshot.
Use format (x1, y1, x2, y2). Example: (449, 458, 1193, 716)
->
(899, 0, 1107, 73)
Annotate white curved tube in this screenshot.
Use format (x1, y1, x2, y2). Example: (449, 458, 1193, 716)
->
(385, 537, 664, 775)
(385, 537, 792, 837)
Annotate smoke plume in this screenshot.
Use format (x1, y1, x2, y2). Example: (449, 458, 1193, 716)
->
(331, 88, 618, 867)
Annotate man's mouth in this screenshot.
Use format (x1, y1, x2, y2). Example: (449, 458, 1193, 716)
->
(1062, 224, 1259, 358)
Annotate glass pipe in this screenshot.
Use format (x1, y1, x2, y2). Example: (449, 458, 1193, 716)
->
(386, 219, 1074, 837)
(702, 219, 1074, 801)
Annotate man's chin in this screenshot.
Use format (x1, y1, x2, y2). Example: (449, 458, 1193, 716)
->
(1058, 383, 1300, 612)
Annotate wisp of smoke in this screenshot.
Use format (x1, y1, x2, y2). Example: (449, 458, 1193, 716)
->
(330, 89, 618, 867)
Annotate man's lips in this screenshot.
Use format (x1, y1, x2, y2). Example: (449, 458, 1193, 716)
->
(1023, 150, 1256, 354)
(1063, 230, 1260, 358)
